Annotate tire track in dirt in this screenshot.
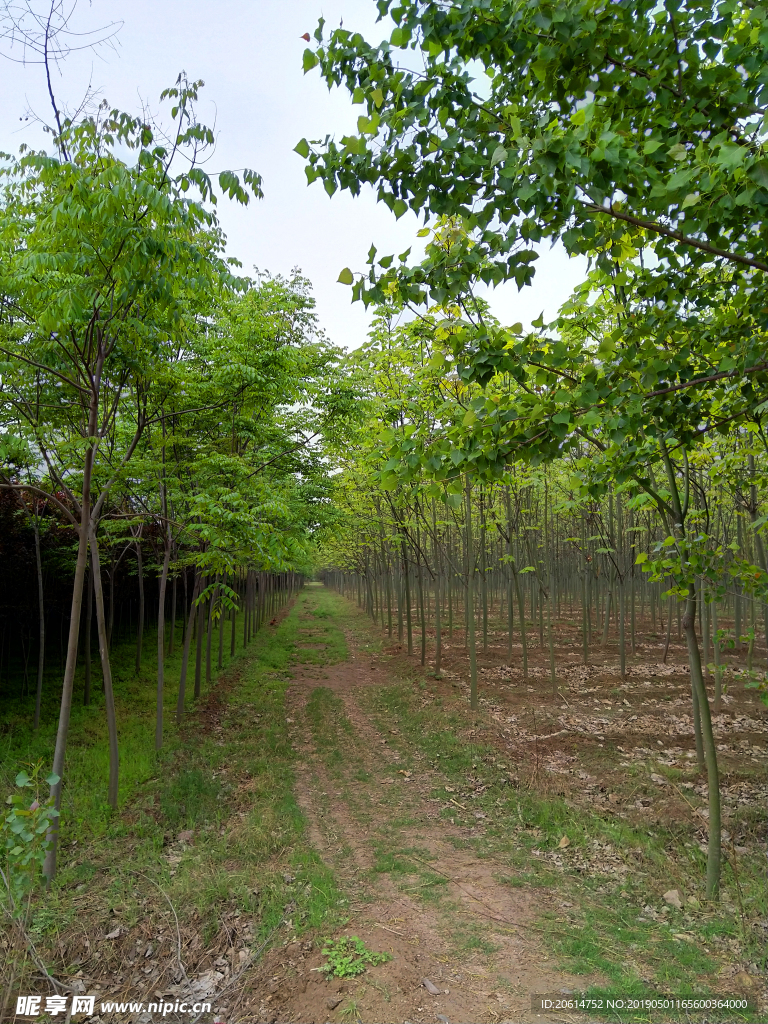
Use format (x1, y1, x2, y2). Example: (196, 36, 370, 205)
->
(274, 595, 597, 1024)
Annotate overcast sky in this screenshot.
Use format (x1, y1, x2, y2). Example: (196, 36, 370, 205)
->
(1, 0, 587, 350)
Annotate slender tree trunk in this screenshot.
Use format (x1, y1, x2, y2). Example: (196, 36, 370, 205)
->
(89, 529, 119, 810)
(243, 571, 249, 648)
(712, 600, 723, 714)
(83, 558, 92, 706)
(135, 532, 144, 675)
(434, 503, 444, 679)
(206, 580, 216, 686)
(683, 585, 721, 898)
(231, 578, 237, 657)
(218, 578, 225, 670)
(663, 596, 673, 663)
(580, 517, 589, 666)
(383, 535, 393, 638)
(402, 541, 413, 656)
(506, 527, 514, 664)
(33, 510, 45, 730)
(44, 441, 94, 881)
(195, 588, 205, 699)
(168, 571, 177, 657)
(465, 476, 478, 711)
(156, 513, 171, 751)
(416, 551, 426, 666)
(108, 547, 116, 649)
(480, 494, 488, 653)
(176, 572, 201, 723)
(748, 454, 768, 666)
(397, 561, 404, 642)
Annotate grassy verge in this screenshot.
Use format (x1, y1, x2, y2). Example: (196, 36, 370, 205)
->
(2, 590, 348, 998)
(0, 611, 250, 838)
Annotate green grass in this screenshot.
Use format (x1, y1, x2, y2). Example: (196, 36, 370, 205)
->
(296, 588, 349, 663)
(0, 614, 250, 840)
(3, 589, 349, 987)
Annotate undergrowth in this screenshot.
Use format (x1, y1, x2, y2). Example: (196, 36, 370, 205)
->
(1, 590, 348, 997)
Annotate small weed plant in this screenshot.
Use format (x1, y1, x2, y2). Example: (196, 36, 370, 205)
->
(320, 935, 392, 978)
(2, 762, 59, 912)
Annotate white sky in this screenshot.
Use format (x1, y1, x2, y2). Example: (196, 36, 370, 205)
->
(1, 0, 587, 351)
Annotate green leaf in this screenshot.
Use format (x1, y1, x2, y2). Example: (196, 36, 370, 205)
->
(46, 773, 60, 787)
(643, 139, 664, 155)
(15, 771, 31, 788)
(747, 160, 768, 189)
(337, 267, 354, 285)
(681, 192, 700, 209)
(293, 139, 310, 159)
(531, 59, 548, 82)
(302, 49, 319, 72)
(667, 143, 687, 161)
(635, 552, 648, 565)
(715, 142, 746, 170)
(491, 144, 508, 167)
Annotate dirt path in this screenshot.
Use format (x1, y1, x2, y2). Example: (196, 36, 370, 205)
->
(253, 587, 595, 1024)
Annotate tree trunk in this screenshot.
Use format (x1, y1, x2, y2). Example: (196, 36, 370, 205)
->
(231, 577, 237, 657)
(44, 442, 94, 881)
(544, 480, 557, 694)
(218, 578, 225, 670)
(195, 589, 205, 699)
(89, 529, 119, 810)
(504, 490, 514, 663)
(108, 547, 115, 649)
(206, 581, 216, 686)
(33, 510, 45, 730)
(416, 552, 426, 667)
(135, 532, 145, 675)
(683, 586, 721, 898)
(432, 503, 442, 676)
(712, 599, 723, 714)
(402, 541, 413, 656)
(465, 476, 478, 711)
(168, 573, 177, 657)
(83, 558, 93, 705)
(748, 454, 768, 666)
(156, 516, 171, 751)
(176, 572, 201, 723)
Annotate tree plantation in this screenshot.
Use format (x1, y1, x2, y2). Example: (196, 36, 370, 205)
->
(0, 1, 766, 1022)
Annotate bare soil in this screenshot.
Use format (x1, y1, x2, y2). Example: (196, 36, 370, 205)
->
(245, 608, 602, 1024)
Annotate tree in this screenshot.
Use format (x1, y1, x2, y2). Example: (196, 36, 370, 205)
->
(0, 77, 261, 878)
(298, 0, 768, 899)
